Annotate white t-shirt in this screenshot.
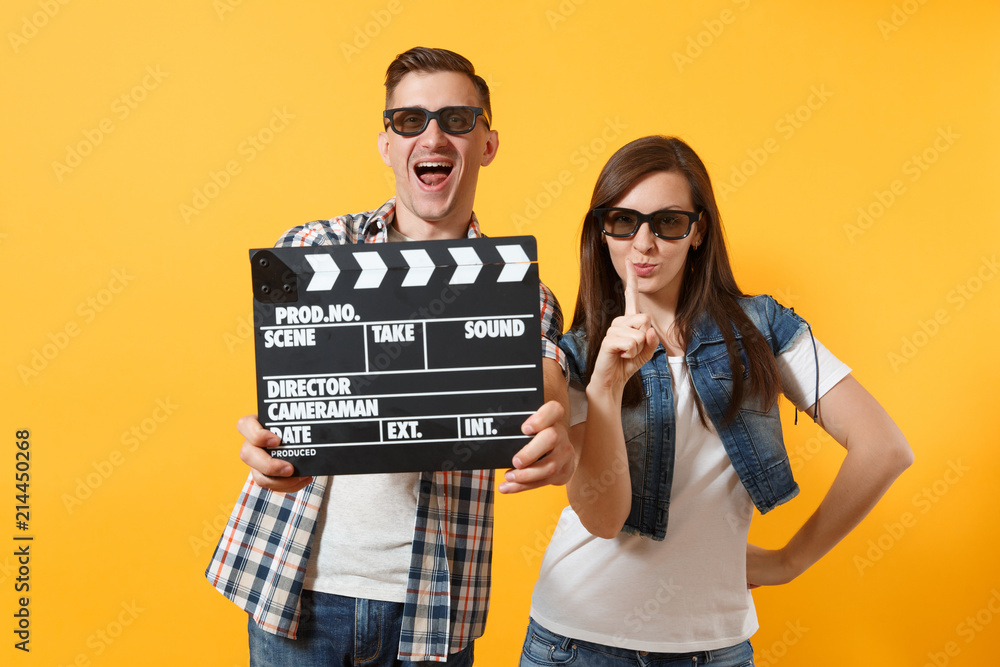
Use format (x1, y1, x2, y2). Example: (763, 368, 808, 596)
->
(302, 223, 420, 603)
(529, 331, 851, 651)
(303, 473, 419, 603)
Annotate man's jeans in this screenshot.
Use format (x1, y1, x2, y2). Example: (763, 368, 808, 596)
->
(249, 590, 475, 666)
(520, 617, 754, 666)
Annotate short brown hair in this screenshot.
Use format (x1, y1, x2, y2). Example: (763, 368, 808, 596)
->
(384, 47, 492, 119)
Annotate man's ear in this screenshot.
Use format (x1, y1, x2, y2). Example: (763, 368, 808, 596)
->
(377, 131, 391, 167)
(480, 129, 499, 167)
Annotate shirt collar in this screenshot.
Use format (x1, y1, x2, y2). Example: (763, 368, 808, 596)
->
(366, 197, 482, 240)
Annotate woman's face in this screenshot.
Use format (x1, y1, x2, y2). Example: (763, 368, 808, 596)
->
(604, 170, 704, 309)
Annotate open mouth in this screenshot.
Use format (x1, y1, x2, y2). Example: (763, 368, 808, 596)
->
(414, 161, 453, 187)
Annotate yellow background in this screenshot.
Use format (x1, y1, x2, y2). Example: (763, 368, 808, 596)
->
(3, 1, 998, 665)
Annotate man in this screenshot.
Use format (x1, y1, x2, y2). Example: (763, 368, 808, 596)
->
(206, 47, 575, 665)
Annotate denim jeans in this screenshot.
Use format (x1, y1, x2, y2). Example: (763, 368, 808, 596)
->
(248, 590, 475, 666)
(519, 618, 754, 667)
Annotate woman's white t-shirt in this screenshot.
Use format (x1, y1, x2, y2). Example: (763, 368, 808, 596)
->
(528, 332, 850, 652)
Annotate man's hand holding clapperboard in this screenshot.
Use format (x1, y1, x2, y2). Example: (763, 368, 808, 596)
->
(249, 236, 545, 475)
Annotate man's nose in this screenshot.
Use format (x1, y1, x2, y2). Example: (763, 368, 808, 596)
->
(418, 118, 449, 148)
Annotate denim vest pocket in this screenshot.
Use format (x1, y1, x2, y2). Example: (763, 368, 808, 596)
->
(704, 342, 772, 416)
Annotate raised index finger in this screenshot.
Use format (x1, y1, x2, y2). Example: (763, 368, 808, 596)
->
(624, 259, 638, 316)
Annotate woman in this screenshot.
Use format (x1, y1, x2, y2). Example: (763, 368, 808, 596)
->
(521, 136, 912, 666)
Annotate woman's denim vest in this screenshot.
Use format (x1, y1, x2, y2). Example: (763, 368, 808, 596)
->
(559, 295, 810, 540)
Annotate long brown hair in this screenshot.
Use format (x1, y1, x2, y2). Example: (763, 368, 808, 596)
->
(571, 136, 779, 423)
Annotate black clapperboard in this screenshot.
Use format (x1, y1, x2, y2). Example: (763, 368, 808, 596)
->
(249, 236, 543, 475)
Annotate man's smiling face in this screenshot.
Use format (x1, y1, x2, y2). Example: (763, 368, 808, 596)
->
(378, 70, 498, 240)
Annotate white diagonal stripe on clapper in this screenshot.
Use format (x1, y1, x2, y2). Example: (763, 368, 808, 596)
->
(448, 247, 483, 284)
(304, 254, 340, 291)
(354, 252, 388, 289)
(495, 244, 531, 282)
(400, 249, 434, 287)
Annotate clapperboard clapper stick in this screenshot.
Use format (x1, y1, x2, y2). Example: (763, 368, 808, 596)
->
(249, 236, 545, 475)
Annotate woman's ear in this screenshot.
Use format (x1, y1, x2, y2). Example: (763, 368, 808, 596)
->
(692, 215, 707, 248)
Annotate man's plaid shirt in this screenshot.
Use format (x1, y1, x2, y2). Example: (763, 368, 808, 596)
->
(205, 199, 565, 662)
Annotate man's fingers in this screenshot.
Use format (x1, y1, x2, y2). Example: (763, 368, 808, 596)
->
(240, 440, 294, 477)
(624, 259, 638, 316)
(500, 439, 573, 493)
(237, 414, 279, 448)
(514, 420, 561, 468)
(236, 412, 312, 494)
(501, 403, 573, 494)
(500, 452, 573, 493)
(520, 400, 565, 438)
(237, 417, 297, 480)
(251, 470, 314, 494)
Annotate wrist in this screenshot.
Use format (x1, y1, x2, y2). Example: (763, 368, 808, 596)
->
(585, 382, 624, 406)
(778, 544, 810, 581)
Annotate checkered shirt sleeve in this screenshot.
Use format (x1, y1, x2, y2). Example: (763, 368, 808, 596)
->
(538, 281, 566, 375)
(205, 476, 328, 637)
